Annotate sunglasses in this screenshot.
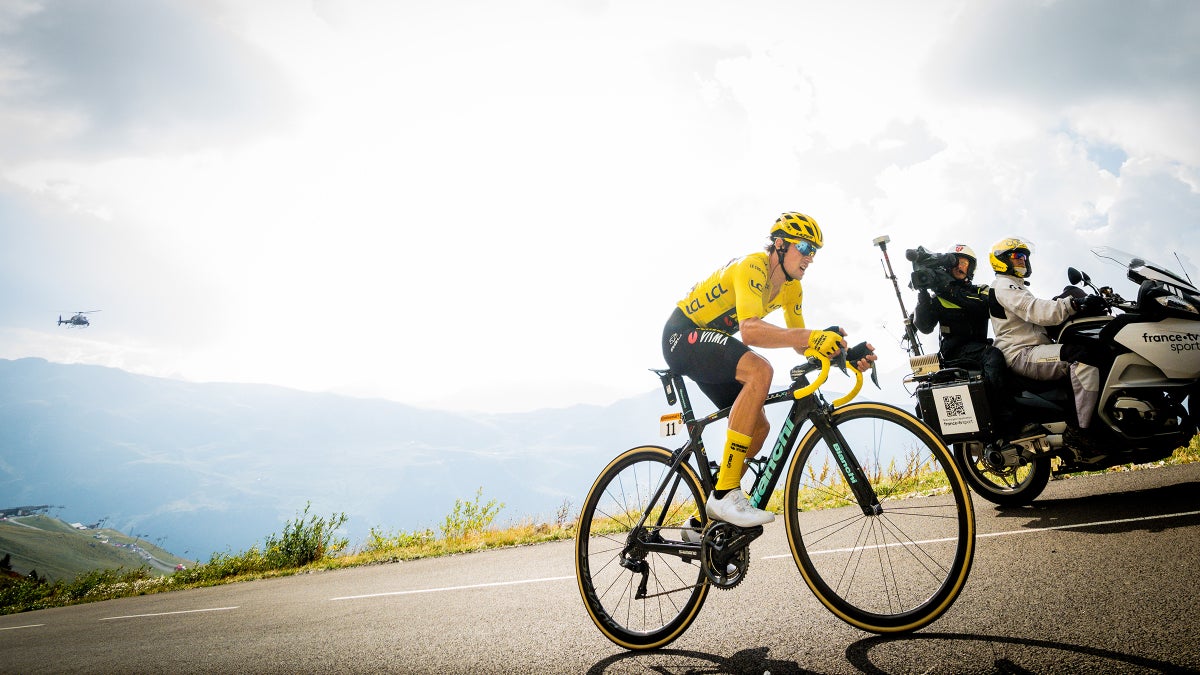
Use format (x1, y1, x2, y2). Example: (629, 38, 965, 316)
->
(793, 240, 819, 256)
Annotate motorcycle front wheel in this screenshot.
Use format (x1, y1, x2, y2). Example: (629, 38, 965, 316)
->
(953, 441, 1051, 506)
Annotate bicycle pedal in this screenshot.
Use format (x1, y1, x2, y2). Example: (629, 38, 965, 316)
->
(729, 524, 764, 542)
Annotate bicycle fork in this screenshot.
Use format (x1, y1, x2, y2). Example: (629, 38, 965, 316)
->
(809, 411, 883, 516)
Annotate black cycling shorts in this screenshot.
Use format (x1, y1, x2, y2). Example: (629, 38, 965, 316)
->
(662, 307, 750, 410)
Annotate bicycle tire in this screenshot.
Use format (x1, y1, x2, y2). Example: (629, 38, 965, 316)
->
(575, 445, 709, 650)
(783, 402, 974, 633)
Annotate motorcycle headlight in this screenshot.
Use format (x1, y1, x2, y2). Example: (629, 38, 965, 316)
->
(1156, 294, 1199, 314)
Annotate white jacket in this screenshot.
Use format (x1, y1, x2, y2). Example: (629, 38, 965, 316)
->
(989, 273, 1078, 360)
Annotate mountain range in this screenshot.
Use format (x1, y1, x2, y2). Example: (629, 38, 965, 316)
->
(1, 357, 890, 562)
(0, 358, 697, 560)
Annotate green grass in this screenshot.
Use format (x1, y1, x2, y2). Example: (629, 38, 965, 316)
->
(0, 516, 190, 582)
(4, 432, 1198, 616)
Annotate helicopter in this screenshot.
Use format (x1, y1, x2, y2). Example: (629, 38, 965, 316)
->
(58, 310, 99, 327)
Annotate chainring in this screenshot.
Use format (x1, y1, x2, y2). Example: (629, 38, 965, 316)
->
(700, 522, 752, 590)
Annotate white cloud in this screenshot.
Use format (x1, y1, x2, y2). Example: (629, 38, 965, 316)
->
(1, 0, 1197, 413)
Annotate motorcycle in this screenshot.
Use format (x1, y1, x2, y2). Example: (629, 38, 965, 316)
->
(911, 247, 1200, 506)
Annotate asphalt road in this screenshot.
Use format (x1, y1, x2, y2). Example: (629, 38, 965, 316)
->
(2, 463, 1199, 674)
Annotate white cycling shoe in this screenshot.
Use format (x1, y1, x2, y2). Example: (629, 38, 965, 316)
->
(705, 490, 775, 528)
(680, 516, 703, 544)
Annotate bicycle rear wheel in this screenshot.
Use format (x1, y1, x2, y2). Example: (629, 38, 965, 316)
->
(575, 445, 708, 650)
(784, 402, 974, 633)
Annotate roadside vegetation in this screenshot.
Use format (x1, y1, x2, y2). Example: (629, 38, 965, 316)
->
(0, 490, 572, 615)
(3, 435, 1198, 616)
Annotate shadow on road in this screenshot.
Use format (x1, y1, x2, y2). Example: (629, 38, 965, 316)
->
(584, 631, 1199, 674)
(845, 632, 1199, 674)
(991, 479, 1200, 535)
(586, 645, 816, 674)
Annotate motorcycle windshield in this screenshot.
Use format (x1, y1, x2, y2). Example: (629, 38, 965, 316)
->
(1091, 247, 1200, 295)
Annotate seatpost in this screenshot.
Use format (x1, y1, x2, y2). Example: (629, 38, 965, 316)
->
(874, 235, 924, 356)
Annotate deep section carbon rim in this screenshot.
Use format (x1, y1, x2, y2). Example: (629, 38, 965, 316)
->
(784, 403, 975, 633)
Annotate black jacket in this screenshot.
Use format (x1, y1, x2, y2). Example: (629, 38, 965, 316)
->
(914, 280, 992, 359)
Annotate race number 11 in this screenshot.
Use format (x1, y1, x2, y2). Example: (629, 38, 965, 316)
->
(660, 412, 682, 437)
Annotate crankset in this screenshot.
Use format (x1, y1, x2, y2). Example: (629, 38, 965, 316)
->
(700, 521, 763, 590)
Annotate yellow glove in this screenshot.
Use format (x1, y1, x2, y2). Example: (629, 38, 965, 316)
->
(807, 329, 845, 359)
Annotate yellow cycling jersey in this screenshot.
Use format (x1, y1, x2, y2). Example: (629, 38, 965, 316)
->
(675, 251, 805, 332)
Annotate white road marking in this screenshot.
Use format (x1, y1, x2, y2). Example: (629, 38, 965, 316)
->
(331, 575, 575, 601)
(99, 606, 239, 621)
(761, 509, 1200, 560)
(0, 624, 44, 631)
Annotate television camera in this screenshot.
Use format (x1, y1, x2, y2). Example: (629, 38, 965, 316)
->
(905, 246, 958, 291)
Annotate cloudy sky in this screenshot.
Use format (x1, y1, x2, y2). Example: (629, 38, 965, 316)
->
(2, 0, 1197, 413)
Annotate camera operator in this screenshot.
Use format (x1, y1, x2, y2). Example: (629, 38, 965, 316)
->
(911, 244, 1013, 432)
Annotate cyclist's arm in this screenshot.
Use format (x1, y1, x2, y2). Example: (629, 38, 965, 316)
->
(743, 318, 876, 371)
(740, 316, 814, 352)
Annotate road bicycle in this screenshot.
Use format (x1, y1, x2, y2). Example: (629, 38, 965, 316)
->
(575, 350, 976, 650)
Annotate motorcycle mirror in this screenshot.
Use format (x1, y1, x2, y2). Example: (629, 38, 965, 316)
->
(1067, 267, 1083, 284)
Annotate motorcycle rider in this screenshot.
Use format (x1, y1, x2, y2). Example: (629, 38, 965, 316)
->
(913, 244, 1010, 432)
(988, 237, 1107, 435)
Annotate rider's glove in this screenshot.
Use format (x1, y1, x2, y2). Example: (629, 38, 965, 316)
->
(846, 341, 873, 366)
(808, 329, 845, 359)
(1071, 295, 1105, 316)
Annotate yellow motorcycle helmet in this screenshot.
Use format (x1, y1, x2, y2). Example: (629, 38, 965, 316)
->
(989, 237, 1033, 278)
(771, 212, 823, 249)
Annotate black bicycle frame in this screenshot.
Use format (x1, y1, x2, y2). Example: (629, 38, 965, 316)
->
(651, 368, 882, 521)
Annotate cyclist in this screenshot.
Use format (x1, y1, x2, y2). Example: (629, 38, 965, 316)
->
(913, 244, 1011, 431)
(662, 212, 876, 528)
(988, 237, 1106, 432)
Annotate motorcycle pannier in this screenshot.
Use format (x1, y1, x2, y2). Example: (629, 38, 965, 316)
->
(916, 373, 995, 443)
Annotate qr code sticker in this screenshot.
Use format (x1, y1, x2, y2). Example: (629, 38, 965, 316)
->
(940, 393, 967, 417)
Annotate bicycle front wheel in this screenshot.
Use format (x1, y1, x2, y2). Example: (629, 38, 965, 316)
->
(784, 402, 974, 633)
(575, 445, 709, 650)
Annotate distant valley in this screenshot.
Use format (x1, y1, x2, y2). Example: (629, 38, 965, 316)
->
(0, 358, 691, 560)
(1, 511, 189, 581)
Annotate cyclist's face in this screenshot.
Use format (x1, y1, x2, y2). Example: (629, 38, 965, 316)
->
(786, 241, 815, 279)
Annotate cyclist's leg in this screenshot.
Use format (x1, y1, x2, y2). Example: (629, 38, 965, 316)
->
(662, 316, 774, 527)
(717, 351, 772, 490)
(708, 352, 775, 526)
(743, 408, 771, 471)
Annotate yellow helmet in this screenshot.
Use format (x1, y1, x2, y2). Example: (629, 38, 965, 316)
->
(989, 237, 1033, 278)
(771, 212, 823, 249)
